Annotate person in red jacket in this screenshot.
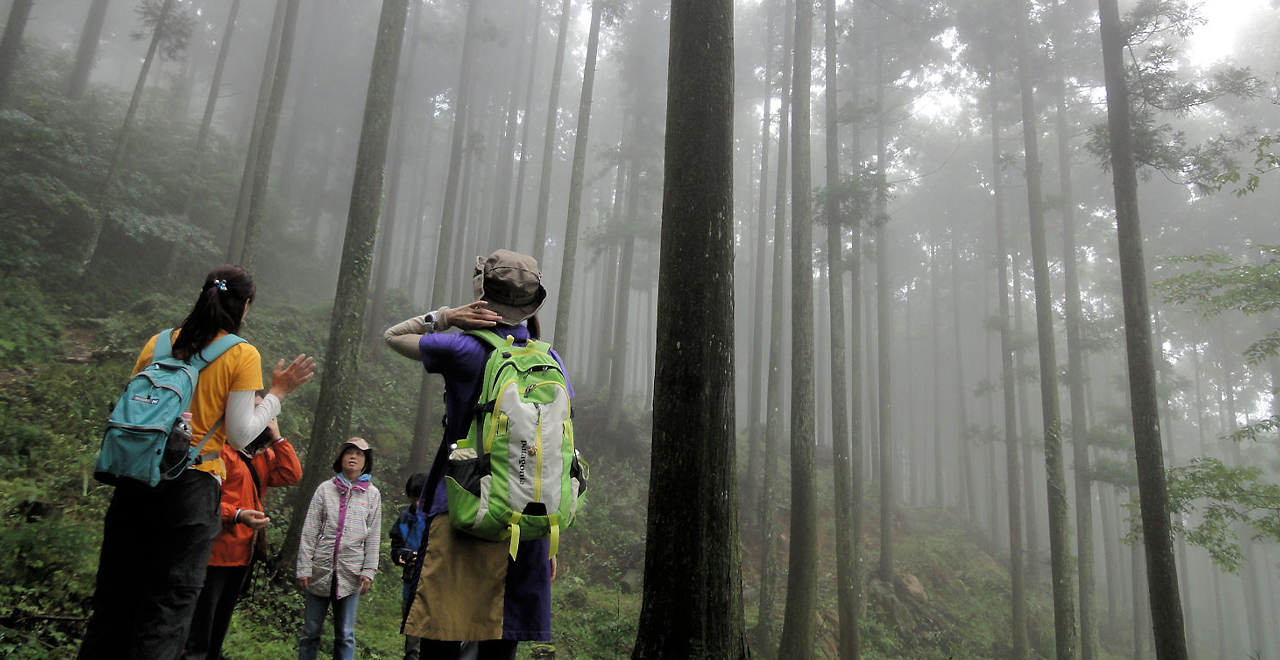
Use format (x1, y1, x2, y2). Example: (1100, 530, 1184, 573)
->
(184, 394, 302, 660)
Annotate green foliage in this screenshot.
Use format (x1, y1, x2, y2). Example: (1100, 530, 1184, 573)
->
(0, 279, 66, 369)
(1155, 458, 1280, 572)
(1084, 0, 1263, 189)
(1215, 134, 1280, 196)
(131, 0, 197, 62)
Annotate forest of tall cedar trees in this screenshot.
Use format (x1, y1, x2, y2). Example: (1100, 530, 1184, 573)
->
(2, 0, 1280, 659)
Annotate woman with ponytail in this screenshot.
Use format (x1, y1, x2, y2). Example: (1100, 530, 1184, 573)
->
(79, 265, 315, 660)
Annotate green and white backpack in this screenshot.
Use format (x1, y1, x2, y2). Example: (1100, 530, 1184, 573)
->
(444, 330, 587, 559)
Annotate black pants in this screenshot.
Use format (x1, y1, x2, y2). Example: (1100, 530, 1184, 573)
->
(420, 639, 512, 660)
(185, 564, 252, 660)
(78, 469, 221, 660)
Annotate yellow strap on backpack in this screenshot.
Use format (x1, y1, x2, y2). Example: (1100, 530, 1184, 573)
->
(548, 514, 560, 560)
(508, 512, 522, 560)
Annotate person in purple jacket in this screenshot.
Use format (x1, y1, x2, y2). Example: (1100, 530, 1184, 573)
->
(383, 250, 569, 660)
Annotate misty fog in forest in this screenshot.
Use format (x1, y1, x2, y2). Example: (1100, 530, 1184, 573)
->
(1, 0, 1278, 658)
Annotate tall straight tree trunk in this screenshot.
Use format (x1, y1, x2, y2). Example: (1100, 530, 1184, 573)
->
(824, 0, 858, 655)
(0, 0, 32, 109)
(744, 2, 775, 512)
(179, 0, 241, 218)
(1013, 4, 1077, 657)
(81, 0, 176, 269)
(989, 60, 1028, 660)
(366, 0, 424, 345)
(226, 0, 287, 264)
(605, 158, 639, 432)
(552, 0, 604, 350)
(777, 0, 816, 655)
(631, 0, 745, 653)
(756, 0, 792, 646)
(1097, 1, 1188, 657)
(282, 0, 410, 568)
(238, 0, 303, 270)
(408, 0, 483, 472)
(951, 234, 977, 522)
(1011, 256, 1040, 583)
(530, 0, 573, 263)
(508, 0, 544, 250)
(68, 0, 111, 100)
(488, 0, 533, 250)
(873, 30, 894, 583)
(1052, 1, 1097, 654)
(930, 243, 943, 507)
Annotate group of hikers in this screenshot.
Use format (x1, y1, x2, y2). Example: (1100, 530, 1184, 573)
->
(77, 249, 576, 660)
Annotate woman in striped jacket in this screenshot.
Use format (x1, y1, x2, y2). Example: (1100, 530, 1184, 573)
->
(295, 438, 381, 660)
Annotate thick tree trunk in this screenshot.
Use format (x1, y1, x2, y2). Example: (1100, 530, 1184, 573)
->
(990, 62, 1028, 660)
(282, 0, 409, 569)
(530, 0, 573, 263)
(68, 0, 112, 100)
(631, 0, 746, 654)
(1098, 1, 1188, 657)
(1014, 4, 1077, 657)
(552, 0, 604, 350)
(777, 0, 816, 655)
(0, 0, 32, 109)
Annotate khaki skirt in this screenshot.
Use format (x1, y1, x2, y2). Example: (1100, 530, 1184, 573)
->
(404, 516, 511, 641)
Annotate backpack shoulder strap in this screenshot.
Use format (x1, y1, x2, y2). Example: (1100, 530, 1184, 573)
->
(189, 334, 246, 371)
(152, 328, 176, 362)
(464, 329, 510, 350)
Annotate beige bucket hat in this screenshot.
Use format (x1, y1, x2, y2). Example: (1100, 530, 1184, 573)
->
(472, 249, 547, 325)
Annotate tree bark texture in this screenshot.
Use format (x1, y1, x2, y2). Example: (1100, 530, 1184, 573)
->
(68, 0, 111, 100)
(1097, 1, 1188, 658)
(552, 0, 604, 351)
(1013, 3, 1077, 657)
(0, 0, 32, 109)
(778, 0, 817, 655)
(631, 0, 746, 655)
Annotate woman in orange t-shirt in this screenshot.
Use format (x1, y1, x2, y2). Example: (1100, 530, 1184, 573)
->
(79, 265, 314, 660)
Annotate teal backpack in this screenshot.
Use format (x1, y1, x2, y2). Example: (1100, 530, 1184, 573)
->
(444, 330, 587, 559)
(94, 329, 244, 487)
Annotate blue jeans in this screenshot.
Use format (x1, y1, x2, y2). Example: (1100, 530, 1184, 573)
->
(298, 591, 360, 660)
